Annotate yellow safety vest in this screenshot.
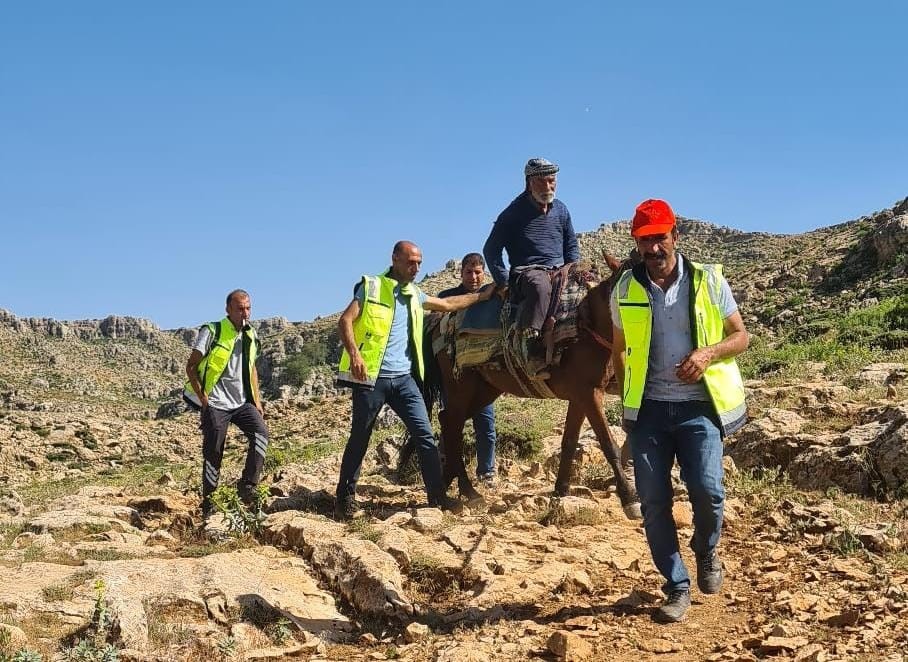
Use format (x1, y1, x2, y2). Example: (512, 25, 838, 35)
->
(183, 318, 260, 407)
(337, 272, 424, 387)
(616, 258, 747, 436)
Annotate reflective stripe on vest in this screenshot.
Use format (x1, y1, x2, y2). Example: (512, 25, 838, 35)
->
(616, 259, 747, 437)
(337, 273, 424, 387)
(184, 318, 259, 407)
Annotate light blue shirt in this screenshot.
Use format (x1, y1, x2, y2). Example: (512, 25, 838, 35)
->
(355, 281, 427, 378)
(610, 256, 738, 402)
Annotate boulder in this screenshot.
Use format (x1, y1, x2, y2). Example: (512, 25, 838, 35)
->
(852, 363, 907, 387)
(728, 409, 816, 470)
(547, 630, 594, 661)
(788, 445, 873, 495)
(869, 405, 908, 494)
(263, 511, 412, 616)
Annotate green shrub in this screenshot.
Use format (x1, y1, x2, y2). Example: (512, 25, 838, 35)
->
(884, 295, 908, 330)
(209, 485, 269, 535)
(876, 329, 908, 350)
(790, 318, 835, 341)
(495, 420, 544, 459)
(281, 340, 330, 386)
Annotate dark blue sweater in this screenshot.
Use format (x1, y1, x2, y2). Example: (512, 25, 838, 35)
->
(483, 191, 580, 286)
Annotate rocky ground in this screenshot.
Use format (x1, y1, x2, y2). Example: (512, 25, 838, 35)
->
(2, 362, 907, 661)
(1, 197, 907, 660)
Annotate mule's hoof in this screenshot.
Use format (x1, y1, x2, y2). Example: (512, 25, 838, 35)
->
(460, 485, 483, 503)
(465, 492, 485, 507)
(623, 501, 643, 520)
(553, 484, 569, 498)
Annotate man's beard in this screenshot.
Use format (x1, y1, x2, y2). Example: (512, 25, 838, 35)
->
(532, 190, 555, 205)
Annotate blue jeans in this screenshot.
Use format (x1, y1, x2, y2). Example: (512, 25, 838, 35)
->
(629, 399, 725, 593)
(473, 404, 497, 477)
(337, 375, 443, 501)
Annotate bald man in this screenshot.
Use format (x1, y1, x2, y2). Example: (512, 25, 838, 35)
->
(335, 241, 495, 518)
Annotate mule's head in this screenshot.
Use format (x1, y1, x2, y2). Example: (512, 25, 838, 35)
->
(582, 251, 637, 341)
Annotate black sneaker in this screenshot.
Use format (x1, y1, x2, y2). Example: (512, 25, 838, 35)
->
(429, 494, 463, 515)
(334, 496, 364, 521)
(654, 589, 691, 623)
(200, 497, 213, 521)
(237, 482, 257, 509)
(696, 551, 724, 594)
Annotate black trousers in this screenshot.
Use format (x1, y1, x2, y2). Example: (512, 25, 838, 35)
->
(200, 402, 269, 503)
(512, 267, 553, 332)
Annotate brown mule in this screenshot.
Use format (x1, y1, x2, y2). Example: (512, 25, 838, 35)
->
(422, 254, 642, 520)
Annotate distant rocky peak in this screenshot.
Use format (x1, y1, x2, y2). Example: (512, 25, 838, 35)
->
(0, 309, 161, 342)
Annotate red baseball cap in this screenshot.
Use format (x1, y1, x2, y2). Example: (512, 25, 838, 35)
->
(632, 199, 676, 238)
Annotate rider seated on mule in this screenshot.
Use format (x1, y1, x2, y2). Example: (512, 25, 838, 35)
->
(482, 157, 580, 347)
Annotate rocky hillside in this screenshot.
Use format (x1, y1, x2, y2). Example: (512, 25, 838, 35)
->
(1, 197, 907, 661)
(3, 196, 906, 412)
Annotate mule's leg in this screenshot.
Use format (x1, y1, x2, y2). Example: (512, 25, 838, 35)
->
(554, 400, 586, 497)
(439, 401, 472, 497)
(454, 384, 501, 501)
(585, 389, 642, 520)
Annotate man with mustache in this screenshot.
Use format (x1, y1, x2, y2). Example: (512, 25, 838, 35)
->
(184, 289, 270, 521)
(611, 199, 749, 623)
(438, 252, 499, 488)
(483, 158, 579, 369)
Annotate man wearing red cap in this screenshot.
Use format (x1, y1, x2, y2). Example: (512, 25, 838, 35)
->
(611, 199, 749, 623)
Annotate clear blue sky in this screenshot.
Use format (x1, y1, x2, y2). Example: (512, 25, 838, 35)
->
(2, 2, 906, 328)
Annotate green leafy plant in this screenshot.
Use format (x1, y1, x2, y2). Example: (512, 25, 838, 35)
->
(828, 527, 864, 557)
(61, 580, 119, 662)
(265, 618, 293, 645)
(209, 485, 269, 535)
(5, 651, 44, 662)
(217, 636, 237, 660)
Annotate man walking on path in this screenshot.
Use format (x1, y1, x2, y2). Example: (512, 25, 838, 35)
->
(335, 241, 495, 519)
(483, 157, 580, 343)
(438, 252, 498, 487)
(611, 199, 749, 623)
(185, 289, 270, 518)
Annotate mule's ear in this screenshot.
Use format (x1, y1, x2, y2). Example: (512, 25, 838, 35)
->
(603, 251, 622, 274)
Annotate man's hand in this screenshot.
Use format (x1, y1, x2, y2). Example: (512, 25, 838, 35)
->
(350, 351, 367, 382)
(255, 401, 265, 417)
(496, 285, 509, 300)
(676, 347, 715, 384)
(477, 284, 496, 302)
(200, 393, 209, 411)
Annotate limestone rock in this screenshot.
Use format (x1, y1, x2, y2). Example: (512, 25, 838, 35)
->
(263, 511, 412, 616)
(547, 630, 594, 661)
(853, 363, 907, 387)
(728, 409, 813, 470)
(411, 507, 444, 532)
(546, 496, 603, 525)
(0, 491, 26, 517)
(0, 623, 28, 651)
(788, 445, 873, 495)
(404, 622, 430, 642)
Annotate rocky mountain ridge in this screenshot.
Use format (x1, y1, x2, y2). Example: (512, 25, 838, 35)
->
(3, 196, 905, 408)
(1, 197, 907, 660)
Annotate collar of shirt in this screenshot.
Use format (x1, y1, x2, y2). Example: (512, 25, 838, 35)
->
(645, 253, 686, 296)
